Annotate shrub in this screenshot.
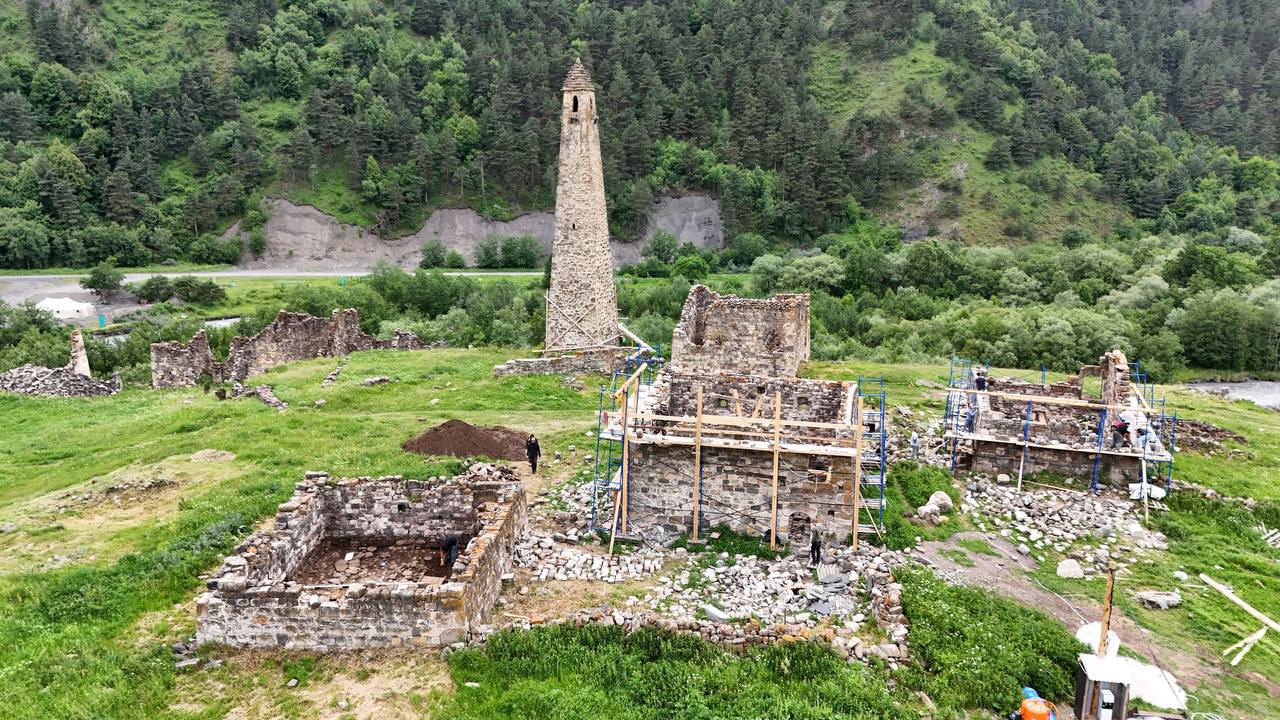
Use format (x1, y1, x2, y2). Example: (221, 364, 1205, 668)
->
(420, 238, 447, 268)
(671, 254, 710, 281)
(444, 250, 466, 268)
(80, 260, 124, 300)
(171, 276, 226, 304)
(498, 235, 543, 268)
(135, 275, 174, 303)
(474, 237, 500, 268)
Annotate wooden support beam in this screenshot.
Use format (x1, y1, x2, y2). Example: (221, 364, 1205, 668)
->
(769, 390, 782, 550)
(732, 389, 742, 416)
(952, 386, 1145, 413)
(692, 386, 704, 543)
(607, 490, 621, 556)
(619, 388, 631, 535)
(1201, 574, 1280, 635)
(852, 394, 864, 549)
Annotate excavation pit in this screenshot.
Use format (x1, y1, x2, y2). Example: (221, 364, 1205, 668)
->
(196, 464, 525, 651)
(287, 538, 462, 587)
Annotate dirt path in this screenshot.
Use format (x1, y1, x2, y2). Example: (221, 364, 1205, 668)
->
(916, 532, 1214, 694)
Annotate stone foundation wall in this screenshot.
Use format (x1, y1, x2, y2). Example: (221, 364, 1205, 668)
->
(196, 464, 525, 651)
(492, 348, 630, 377)
(628, 444, 855, 542)
(151, 309, 422, 388)
(669, 285, 810, 377)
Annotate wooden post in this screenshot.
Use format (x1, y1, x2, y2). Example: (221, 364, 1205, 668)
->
(607, 491, 621, 556)
(1098, 562, 1116, 657)
(692, 387, 704, 543)
(732, 389, 742, 416)
(1016, 401, 1031, 492)
(1140, 457, 1150, 526)
(851, 394, 864, 549)
(619, 387, 631, 535)
(768, 390, 782, 550)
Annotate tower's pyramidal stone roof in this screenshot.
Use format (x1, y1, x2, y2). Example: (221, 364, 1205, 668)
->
(562, 58, 595, 91)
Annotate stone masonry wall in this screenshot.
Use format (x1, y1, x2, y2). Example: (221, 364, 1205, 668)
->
(196, 464, 525, 651)
(628, 444, 856, 542)
(669, 285, 810, 377)
(545, 60, 619, 350)
(492, 348, 629, 377)
(663, 373, 851, 426)
(971, 440, 1140, 484)
(151, 309, 422, 388)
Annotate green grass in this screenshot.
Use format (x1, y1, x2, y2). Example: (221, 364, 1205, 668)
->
(670, 524, 786, 560)
(0, 348, 599, 718)
(93, 0, 229, 74)
(879, 461, 966, 549)
(438, 624, 917, 720)
(898, 565, 1085, 712)
(810, 41, 954, 131)
(937, 547, 974, 566)
(956, 537, 999, 556)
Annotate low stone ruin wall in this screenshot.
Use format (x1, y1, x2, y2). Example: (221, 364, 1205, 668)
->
(492, 347, 630, 377)
(971, 440, 1140, 484)
(628, 443, 856, 543)
(669, 285, 810, 378)
(196, 463, 526, 651)
(0, 329, 121, 398)
(151, 309, 422, 388)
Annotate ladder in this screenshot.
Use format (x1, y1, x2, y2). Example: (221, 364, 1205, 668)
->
(944, 357, 979, 474)
(855, 376, 888, 537)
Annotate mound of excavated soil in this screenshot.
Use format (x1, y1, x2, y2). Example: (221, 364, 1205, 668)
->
(402, 419, 529, 462)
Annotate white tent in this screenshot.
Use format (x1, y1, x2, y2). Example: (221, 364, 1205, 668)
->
(36, 297, 96, 320)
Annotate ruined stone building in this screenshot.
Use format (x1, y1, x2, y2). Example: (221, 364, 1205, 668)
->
(945, 350, 1177, 487)
(545, 59, 619, 351)
(151, 309, 421, 388)
(197, 464, 525, 651)
(596, 286, 887, 547)
(0, 329, 121, 397)
(669, 286, 811, 377)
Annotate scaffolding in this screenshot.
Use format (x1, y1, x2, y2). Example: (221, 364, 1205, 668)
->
(944, 357, 1178, 495)
(591, 372, 890, 549)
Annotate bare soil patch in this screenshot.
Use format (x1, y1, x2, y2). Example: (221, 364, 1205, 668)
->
(403, 418, 529, 461)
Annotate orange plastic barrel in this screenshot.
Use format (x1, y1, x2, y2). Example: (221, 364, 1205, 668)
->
(1020, 698, 1055, 720)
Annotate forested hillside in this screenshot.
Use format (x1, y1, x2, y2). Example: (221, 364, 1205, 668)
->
(1, 0, 1279, 374)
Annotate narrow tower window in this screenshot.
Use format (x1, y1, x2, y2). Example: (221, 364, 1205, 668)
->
(572, 95, 578, 112)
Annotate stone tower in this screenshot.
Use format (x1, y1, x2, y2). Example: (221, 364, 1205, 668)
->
(545, 59, 619, 350)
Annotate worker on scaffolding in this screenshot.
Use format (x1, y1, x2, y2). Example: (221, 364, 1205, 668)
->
(965, 406, 978, 433)
(974, 369, 987, 391)
(1109, 418, 1131, 449)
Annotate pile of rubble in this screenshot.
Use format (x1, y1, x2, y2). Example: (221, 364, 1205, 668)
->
(513, 529, 665, 583)
(236, 383, 287, 410)
(962, 475, 1168, 573)
(508, 524, 912, 665)
(0, 364, 122, 397)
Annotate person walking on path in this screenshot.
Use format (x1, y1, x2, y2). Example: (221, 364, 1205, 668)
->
(525, 435, 541, 473)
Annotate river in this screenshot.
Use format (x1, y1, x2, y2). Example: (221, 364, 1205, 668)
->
(1186, 380, 1280, 410)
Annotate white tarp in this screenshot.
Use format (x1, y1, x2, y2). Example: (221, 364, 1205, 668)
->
(1076, 623, 1187, 710)
(36, 297, 95, 319)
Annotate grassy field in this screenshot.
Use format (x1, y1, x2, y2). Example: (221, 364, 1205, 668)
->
(0, 351, 1276, 717)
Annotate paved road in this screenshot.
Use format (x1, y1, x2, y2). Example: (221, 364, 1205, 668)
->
(0, 269, 541, 306)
